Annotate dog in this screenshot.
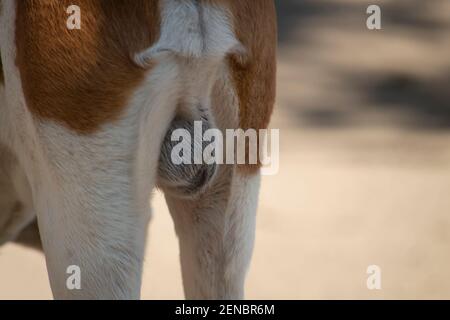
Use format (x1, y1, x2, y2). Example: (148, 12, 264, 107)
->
(0, 0, 276, 299)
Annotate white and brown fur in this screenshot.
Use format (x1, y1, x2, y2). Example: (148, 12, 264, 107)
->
(0, 0, 276, 299)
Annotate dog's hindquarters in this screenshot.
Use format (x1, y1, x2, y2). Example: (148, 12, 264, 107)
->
(0, 0, 276, 300)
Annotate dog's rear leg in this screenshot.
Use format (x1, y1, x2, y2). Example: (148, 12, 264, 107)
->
(32, 122, 161, 299)
(0, 145, 35, 246)
(164, 165, 260, 299)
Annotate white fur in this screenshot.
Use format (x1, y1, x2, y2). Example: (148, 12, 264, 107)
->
(0, 0, 261, 300)
(165, 169, 261, 299)
(135, 0, 242, 65)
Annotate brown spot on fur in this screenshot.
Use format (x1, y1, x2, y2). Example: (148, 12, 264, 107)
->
(227, 1, 277, 174)
(16, 0, 160, 133)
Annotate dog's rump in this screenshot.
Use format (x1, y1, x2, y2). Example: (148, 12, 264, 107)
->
(15, 1, 276, 156)
(0, 0, 277, 299)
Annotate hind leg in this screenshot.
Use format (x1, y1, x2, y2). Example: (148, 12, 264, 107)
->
(0, 144, 35, 246)
(0, 64, 35, 246)
(163, 165, 260, 299)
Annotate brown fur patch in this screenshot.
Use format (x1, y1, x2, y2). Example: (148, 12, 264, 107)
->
(14, 1, 275, 172)
(16, 0, 160, 133)
(227, 1, 277, 174)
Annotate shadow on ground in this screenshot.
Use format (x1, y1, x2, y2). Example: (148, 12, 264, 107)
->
(276, 0, 450, 130)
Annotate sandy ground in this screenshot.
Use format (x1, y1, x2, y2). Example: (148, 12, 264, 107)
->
(1, 0, 450, 299)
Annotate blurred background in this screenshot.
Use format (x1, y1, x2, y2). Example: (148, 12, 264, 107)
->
(1, 0, 450, 299)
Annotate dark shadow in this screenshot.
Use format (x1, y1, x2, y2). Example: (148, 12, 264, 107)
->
(382, 0, 450, 32)
(275, 0, 357, 45)
(366, 72, 450, 130)
(276, 0, 450, 131)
